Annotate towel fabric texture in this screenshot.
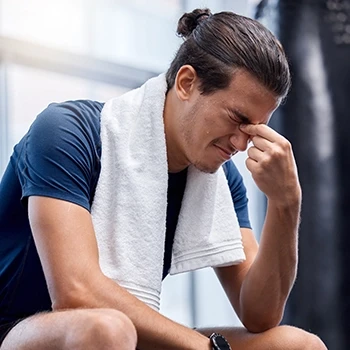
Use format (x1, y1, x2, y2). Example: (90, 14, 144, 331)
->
(91, 73, 246, 311)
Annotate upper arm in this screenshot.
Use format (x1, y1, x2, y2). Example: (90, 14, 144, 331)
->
(223, 160, 251, 229)
(28, 196, 102, 309)
(16, 101, 103, 307)
(216, 161, 256, 317)
(214, 227, 258, 318)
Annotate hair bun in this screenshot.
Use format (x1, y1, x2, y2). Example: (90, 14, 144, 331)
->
(177, 8, 212, 39)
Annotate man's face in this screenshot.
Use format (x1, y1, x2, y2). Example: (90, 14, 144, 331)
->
(177, 69, 280, 173)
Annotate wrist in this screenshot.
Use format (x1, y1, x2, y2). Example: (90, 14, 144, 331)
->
(267, 182, 302, 206)
(268, 188, 301, 209)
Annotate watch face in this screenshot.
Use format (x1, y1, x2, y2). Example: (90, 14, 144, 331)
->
(211, 333, 231, 350)
(216, 336, 230, 349)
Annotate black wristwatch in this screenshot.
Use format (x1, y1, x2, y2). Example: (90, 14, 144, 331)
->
(209, 333, 232, 350)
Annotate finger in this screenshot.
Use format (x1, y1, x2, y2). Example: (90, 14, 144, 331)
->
(247, 146, 263, 162)
(245, 157, 259, 174)
(250, 135, 272, 152)
(240, 124, 280, 142)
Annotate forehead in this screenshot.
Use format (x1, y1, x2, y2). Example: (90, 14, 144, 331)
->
(209, 69, 280, 124)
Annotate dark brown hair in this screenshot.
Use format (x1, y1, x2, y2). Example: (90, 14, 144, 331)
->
(166, 8, 291, 98)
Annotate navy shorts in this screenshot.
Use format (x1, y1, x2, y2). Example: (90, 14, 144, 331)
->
(0, 319, 22, 346)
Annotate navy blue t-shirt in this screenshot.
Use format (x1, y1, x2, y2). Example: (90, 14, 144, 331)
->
(0, 100, 251, 324)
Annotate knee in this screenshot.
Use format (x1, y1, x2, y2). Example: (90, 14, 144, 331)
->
(275, 325, 327, 350)
(65, 309, 137, 350)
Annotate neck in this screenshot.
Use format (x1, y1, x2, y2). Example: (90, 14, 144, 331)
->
(163, 89, 190, 173)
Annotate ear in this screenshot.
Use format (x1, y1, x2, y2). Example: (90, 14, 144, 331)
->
(174, 65, 199, 101)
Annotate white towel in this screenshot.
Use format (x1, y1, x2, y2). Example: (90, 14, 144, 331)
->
(91, 73, 245, 311)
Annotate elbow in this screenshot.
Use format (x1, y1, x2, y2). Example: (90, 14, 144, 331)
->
(50, 281, 97, 311)
(243, 320, 281, 334)
(52, 290, 88, 311)
(241, 312, 283, 334)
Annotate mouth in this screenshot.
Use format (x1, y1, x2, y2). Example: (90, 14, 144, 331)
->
(214, 144, 236, 160)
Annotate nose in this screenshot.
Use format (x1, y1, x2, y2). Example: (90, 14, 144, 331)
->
(229, 132, 250, 152)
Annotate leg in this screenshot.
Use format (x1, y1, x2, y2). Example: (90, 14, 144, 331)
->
(196, 325, 327, 350)
(0, 308, 137, 350)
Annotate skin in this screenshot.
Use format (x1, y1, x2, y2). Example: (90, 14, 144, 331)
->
(1, 65, 327, 350)
(165, 66, 302, 331)
(163, 66, 278, 173)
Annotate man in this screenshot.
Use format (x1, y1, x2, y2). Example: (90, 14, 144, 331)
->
(0, 8, 327, 350)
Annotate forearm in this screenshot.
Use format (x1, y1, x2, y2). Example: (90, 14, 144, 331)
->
(53, 273, 211, 350)
(239, 196, 300, 331)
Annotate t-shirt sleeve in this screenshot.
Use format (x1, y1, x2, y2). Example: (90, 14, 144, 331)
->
(14, 102, 101, 212)
(223, 160, 252, 229)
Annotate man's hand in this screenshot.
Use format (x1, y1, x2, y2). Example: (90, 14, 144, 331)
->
(215, 124, 301, 332)
(240, 124, 301, 203)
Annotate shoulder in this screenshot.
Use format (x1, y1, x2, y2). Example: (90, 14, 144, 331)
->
(26, 100, 104, 153)
(13, 100, 105, 210)
(37, 99, 104, 131)
(222, 160, 244, 187)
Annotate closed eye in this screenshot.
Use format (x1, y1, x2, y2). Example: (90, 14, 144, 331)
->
(228, 112, 249, 125)
(228, 108, 252, 125)
(228, 114, 240, 123)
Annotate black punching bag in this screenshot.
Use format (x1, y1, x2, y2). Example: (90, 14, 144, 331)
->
(258, 0, 350, 350)
(262, 1, 350, 349)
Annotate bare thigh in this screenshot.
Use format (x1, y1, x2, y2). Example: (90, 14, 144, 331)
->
(196, 326, 327, 350)
(0, 308, 137, 350)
